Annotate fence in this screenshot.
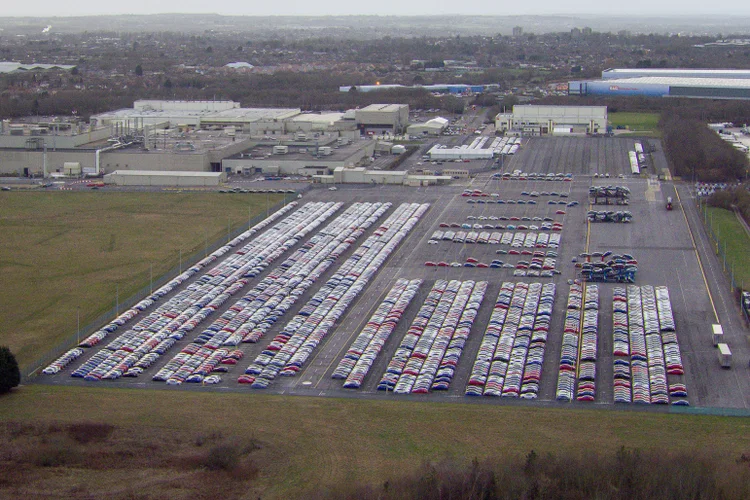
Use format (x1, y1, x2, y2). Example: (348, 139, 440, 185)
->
(23, 192, 299, 380)
(697, 199, 750, 326)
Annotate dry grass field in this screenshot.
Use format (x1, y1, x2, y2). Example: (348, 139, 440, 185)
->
(1, 385, 748, 498)
(0, 192, 283, 368)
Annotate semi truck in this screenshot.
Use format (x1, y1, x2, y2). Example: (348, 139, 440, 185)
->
(718, 343, 732, 368)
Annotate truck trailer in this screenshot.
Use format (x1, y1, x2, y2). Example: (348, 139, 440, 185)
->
(718, 343, 732, 368)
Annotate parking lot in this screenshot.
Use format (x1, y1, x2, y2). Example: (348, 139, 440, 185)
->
(38, 136, 750, 410)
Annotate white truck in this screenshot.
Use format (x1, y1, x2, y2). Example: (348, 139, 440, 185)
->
(712, 324, 724, 347)
(717, 343, 732, 369)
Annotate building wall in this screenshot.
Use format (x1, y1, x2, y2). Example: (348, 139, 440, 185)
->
(100, 151, 209, 173)
(105, 172, 225, 186)
(496, 105, 607, 134)
(0, 149, 94, 175)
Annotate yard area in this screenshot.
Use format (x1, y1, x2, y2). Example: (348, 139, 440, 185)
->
(0, 192, 284, 369)
(704, 206, 750, 289)
(609, 112, 661, 136)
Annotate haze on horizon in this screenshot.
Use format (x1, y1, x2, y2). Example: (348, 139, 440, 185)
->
(2, 0, 750, 18)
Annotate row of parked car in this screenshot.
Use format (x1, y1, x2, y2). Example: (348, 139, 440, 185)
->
(44, 202, 304, 377)
(492, 171, 573, 182)
(575, 285, 600, 402)
(241, 203, 429, 388)
(467, 198, 575, 209)
(153, 202, 390, 384)
(621, 285, 687, 405)
(466, 282, 556, 398)
(378, 280, 486, 393)
(587, 210, 633, 223)
(400, 281, 486, 394)
(332, 279, 422, 388)
(556, 283, 585, 401)
(66, 202, 341, 382)
(431, 230, 562, 248)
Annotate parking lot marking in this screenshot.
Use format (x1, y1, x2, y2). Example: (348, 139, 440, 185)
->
(675, 187, 719, 322)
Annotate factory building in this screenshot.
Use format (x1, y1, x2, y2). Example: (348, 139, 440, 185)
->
(0, 100, 409, 179)
(495, 105, 607, 136)
(570, 68, 750, 100)
(354, 104, 409, 135)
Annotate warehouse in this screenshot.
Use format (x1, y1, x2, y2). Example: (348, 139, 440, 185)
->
(354, 104, 409, 135)
(569, 77, 750, 100)
(407, 117, 449, 136)
(103, 170, 226, 186)
(495, 105, 607, 136)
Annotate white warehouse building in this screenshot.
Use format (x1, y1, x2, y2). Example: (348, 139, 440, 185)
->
(496, 105, 608, 136)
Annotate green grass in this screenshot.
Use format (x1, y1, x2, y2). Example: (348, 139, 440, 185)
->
(1, 385, 748, 497)
(609, 112, 661, 136)
(704, 206, 750, 289)
(0, 192, 283, 368)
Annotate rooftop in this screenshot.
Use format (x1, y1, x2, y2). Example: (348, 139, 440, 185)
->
(601, 77, 750, 88)
(106, 170, 223, 177)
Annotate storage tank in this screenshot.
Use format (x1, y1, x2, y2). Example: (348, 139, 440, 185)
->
(391, 144, 406, 155)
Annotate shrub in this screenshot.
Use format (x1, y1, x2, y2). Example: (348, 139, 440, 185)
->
(66, 422, 115, 444)
(202, 444, 240, 472)
(0, 346, 21, 394)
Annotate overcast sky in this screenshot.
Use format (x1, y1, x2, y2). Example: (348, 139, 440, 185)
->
(3, 1, 750, 17)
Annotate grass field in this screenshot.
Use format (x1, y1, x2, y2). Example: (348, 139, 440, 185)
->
(609, 112, 661, 136)
(0, 192, 284, 368)
(1, 386, 748, 498)
(704, 206, 750, 289)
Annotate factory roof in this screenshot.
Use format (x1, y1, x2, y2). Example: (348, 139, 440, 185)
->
(603, 68, 750, 79)
(601, 77, 750, 88)
(358, 104, 408, 112)
(0, 61, 76, 73)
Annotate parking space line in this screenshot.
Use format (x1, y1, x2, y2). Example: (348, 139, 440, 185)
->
(675, 187, 719, 322)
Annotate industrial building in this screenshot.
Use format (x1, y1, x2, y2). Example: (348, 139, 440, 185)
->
(339, 83, 499, 94)
(104, 170, 226, 186)
(312, 166, 450, 186)
(407, 117, 449, 136)
(354, 104, 409, 135)
(221, 136, 376, 176)
(495, 105, 608, 136)
(570, 68, 750, 100)
(0, 100, 411, 180)
(0, 61, 76, 74)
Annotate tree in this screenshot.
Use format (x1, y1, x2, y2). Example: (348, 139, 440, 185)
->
(135, 64, 143, 76)
(0, 346, 20, 394)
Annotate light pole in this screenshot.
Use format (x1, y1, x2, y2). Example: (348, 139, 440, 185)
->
(77, 307, 80, 345)
(150, 263, 153, 294)
(115, 284, 119, 317)
(179, 248, 182, 274)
